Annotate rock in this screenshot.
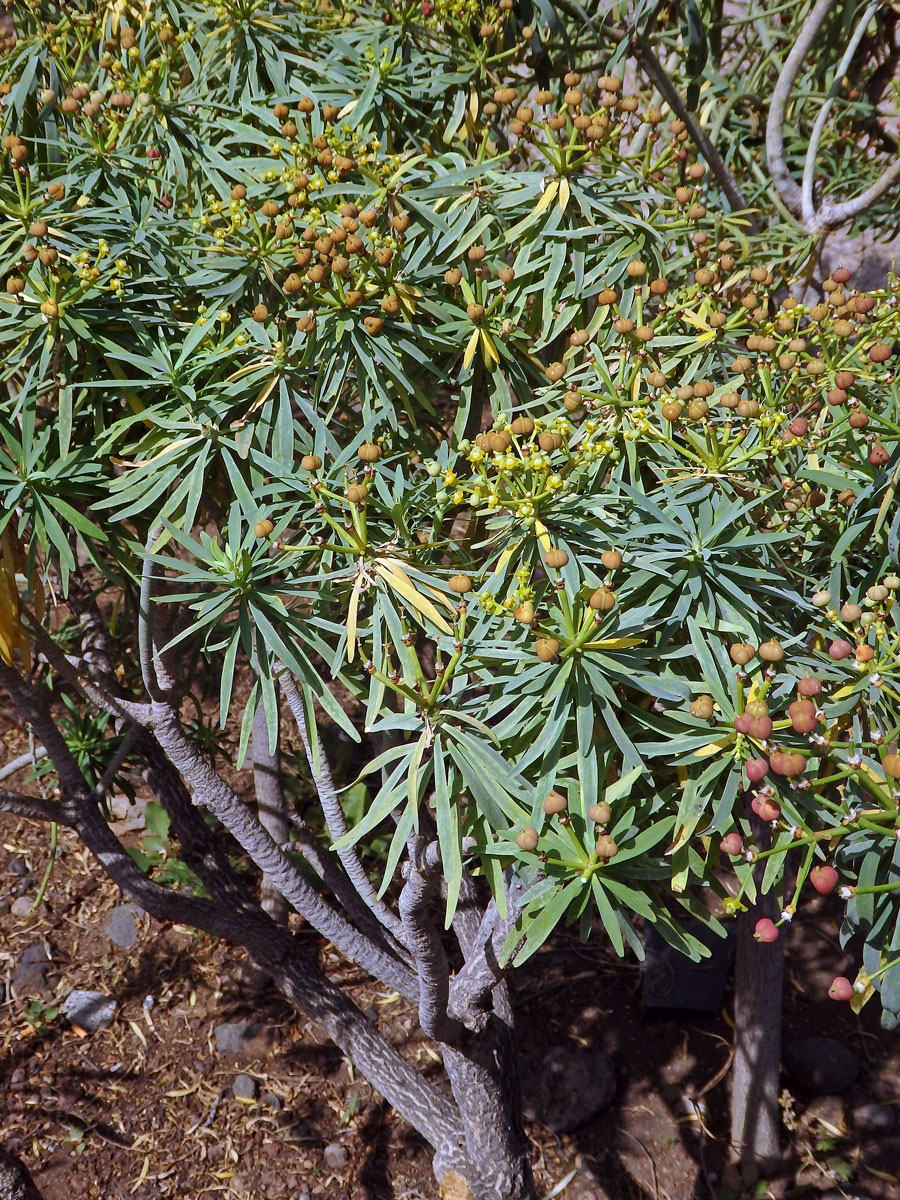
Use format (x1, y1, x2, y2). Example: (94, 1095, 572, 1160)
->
(10, 897, 34, 917)
(643, 920, 735, 1013)
(784, 1036, 858, 1094)
(232, 1074, 258, 1102)
(60, 989, 117, 1033)
(8, 856, 28, 876)
(852, 1102, 895, 1132)
(520, 1043, 616, 1132)
(323, 1143, 349, 1171)
(12, 943, 52, 997)
(260, 1091, 282, 1111)
(103, 904, 140, 948)
(214, 1019, 265, 1054)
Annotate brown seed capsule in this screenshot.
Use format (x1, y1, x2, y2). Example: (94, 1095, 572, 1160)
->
(40, 299, 59, 318)
(514, 602, 535, 624)
(516, 827, 539, 851)
(545, 548, 569, 569)
(538, 431, 563, 451)
(449, 573, 472, 594)
(510, 416, 534, 436)
(870, 343, 892, 363)
(661, 401, 683, 422)
(543, 790, 567, 815)
(730, 643, 755, 666)
(625, 259, 646, 278)
(600, 550, 622, 571)
(346, 483, 369, 504)
(363, 316, 383, 335)
(536, 637, 561, 662)
(563, 390, 583, 413)
(358, 442, 382, 462)
(597, 287, 618, 306)
(489, 432, 511, 452)
(690, 694, 715, 719)
(588, 800, 612, 824)
(300, 454, 322, 471)
(467, 302, 485, 322)
(499, 266, 515, 284)
(467, 245, 486, 262)
(613, 317, 634, 334)
(647, 371, 666, 388)
(29, 220, 48, 238)
(254, 519, 275, 538)
(758, 640, 784, 663)
(595, 834, 618, 859)
(444, 267, 462, 286)
(589, 587, 616, 612)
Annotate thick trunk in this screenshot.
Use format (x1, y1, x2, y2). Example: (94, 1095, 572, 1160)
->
(443, 1021, 536, 1200)
(730, 852, 784, 1169)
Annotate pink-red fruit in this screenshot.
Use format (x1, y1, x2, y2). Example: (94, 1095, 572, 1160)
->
(810, 865, 838, 895)
(754, 918, 779, 943)
(720, 833, 743, 856)
(828, 976, 853, 1001)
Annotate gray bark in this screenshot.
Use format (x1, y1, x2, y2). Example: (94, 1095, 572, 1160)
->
(730, 824, 784, 1170)
(251, 697, 290, 926)
(0, 1148, 45, 1200)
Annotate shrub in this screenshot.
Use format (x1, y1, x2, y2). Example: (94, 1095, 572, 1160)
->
(1, 1, 900, 1195)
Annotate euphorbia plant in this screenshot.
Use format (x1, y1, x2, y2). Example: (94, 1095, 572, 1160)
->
(2, 0, 900, 1196)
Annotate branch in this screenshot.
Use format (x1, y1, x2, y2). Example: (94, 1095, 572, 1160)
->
(281, 671, 411, 950)
(449, 872, 526, 1030)
(0, 665, 467, 1164)
(630, 33, 757, 229)
(0, 787, 69, 824)
(399, 837, 464, 1043)
(251, 693, 290, 926)
(801, 0, 881, 228)
(0, 746, 46, 781)
(152, 698, 420, 1001)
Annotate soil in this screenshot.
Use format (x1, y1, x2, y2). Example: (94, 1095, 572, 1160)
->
(3, 713, 900, 1200)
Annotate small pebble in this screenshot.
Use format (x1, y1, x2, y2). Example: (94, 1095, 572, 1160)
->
(10, 897, 34, 917)
(232, 1073, 258, 1101)
(8, 856, 28, 876)
(323, 1143, 349, 1171)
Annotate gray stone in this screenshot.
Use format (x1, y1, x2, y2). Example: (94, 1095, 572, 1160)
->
(12, 943, 52, 997)
(232, 1074, 258, 1102)
(60, 989, 117, 1033)
(10, 897, 33, 917)
(323, 1143, 349, 1171)
(260, 1091, 282, 1111)
(784, 1036, 858, 1094)
(103, 904, 140, 948)
(852, 1102, 895, 1132)
(521, 1043, 616, 1132)
(214, 1019, 264, 1054)
(8, 856, 28, 876)
(643, 920, 735, 1013)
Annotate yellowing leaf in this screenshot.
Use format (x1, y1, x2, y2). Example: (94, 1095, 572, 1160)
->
(679, 308, 711, 332)
(850, 969, 875, 1014)
(480, 329, 500, 366)
(586, 636, 646, 650)
(374, 559, 452, 633)
(534, 179, 559, 214)
(534, 520, 552, 553)
(692, 735, 734, 759)
(346, 574, 363, 663)
(462, 326, 481, 370)
(558, 177, 571, 213)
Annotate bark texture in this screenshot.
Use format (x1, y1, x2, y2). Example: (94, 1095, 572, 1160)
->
(0, 1149, 45, 1200)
